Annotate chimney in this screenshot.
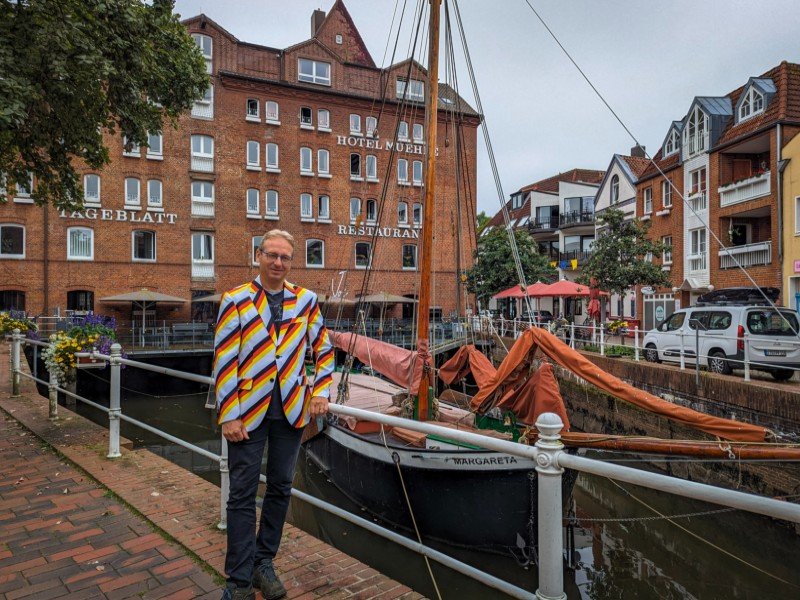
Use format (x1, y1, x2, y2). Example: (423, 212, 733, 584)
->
(311, 9, 326, 36)
(631, 144, 646, 158)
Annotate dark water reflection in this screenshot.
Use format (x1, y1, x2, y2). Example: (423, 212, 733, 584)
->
(73, 389, 800, 599)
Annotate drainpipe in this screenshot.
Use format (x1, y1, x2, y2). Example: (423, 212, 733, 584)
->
(43, 205, 50, 314)
(777, 124, 783, 262)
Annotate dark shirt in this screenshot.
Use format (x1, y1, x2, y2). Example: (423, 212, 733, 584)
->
(266, 290, 284, 419)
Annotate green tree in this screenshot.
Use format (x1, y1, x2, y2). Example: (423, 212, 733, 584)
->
(0, 0, 209, 209)
(466, 227, 556, 305)
(475, 210, 490, 233)
(578, 207, 670, 297)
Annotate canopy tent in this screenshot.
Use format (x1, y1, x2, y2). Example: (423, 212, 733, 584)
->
(100, 289, 186, 346)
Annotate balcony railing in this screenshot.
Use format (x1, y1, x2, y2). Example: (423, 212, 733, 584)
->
(191, 200, 214, 217)
(719, 171, 770, 207)
(529, 217, 558, 231)
(191, 262, 214, 278)
(719, 240, 772, 269)
(191, 155, 214, 172)
(559, 250, 591, 265)
(687, 191, 707, 213)
(559, 210, 595, 228)
(688, 253, 707, 272)
(684, 132, 709, 157)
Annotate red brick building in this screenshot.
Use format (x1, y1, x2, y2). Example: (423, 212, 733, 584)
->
(0, 1, 480, 322)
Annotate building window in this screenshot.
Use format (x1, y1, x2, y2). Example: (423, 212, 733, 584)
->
(689, 228, 707, 271)
(355, 242, 371, 269)
(247, 140, 260, 169)
(402, 244, 417, 270)
(413, 202, 422, 226)
(67, 290, 94, 312)
(265, 190, 279, 218)
(191, 181, 214, 217)
(298, 58, 331, 85)
(350, 197, 361, 222)
(684, 106, 708, 156)
(689, 167, 707, 212)
(191, 135, 214, 172)
(397, 201, 408, 226)
(739, 87, 765, 122)
(318, 109, 330, 131)
(146, 133, 163, 159)
(123, 136, 140, 157)
(300, 193, 313, 220)
(300, 147, 313, 175)
(365, 199, 377, 223)
(246, 98, 259, 121)
(266, 101, 280, 123)
(366, 154, 377, 181)
(662, 235, 672, 264)
(318, 195, 330, 221)
(266, 143, 279, 171)
(350, 114, 362, 135)
(132, 230, 156, 262)
(643, 187, 652, 215)
(413, 124, 424, 144)
(662, 180, 672, 208)
(83, 174, 101, 205)
(192, 33, 213, 72)
(246, 188, 259, 216)
(0, 224, 25, 259)
(398, 159, 408, 184)
(191, 232, 214, 277)
(124, 177, 140, 206)
(397, 78, 424, 102)
(252, 235, 263, 265)
(664, 129, 679, 156)
(398, 121, 409, 141)
(335, 34, 343, 44)
(350, 153, 362, 180)
(0, 290, 25, 311)
(318, 149, 330, 176)
(147, 179, 162, 208)
(306, 239, 324, 268)
(192, 84, 214, 119)
(14, 173, 33, 202)
(300, 106, 313, 128)
(412, 160, 423, 186)
(610, 175, 619, 204)
(366, 116, 377, 137)
(68, 227, 94, 261)
(796, 196, 800, 234)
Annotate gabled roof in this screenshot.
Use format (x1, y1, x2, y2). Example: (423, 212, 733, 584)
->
(314, 0, 375, 68)
(181, 14, 281, 52)
(484, 195, 530, 230)
(638, 147, 681, 182)
(596, 154, 650, 196)
(693, 96, 733, 117)
(518, 169, 605, 194)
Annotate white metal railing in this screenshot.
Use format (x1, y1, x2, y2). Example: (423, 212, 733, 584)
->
(191, 155, 214, 172)
(719, 240, 772, 269)
(687, 190, 707, 212)
(191, 200, 214, 217)
(191, 262, 214, 278)
(684, 132, 709, 157)
(7, 330, 800, 600)
(719, 171, 770, 207)
(689, 252, 707, 271)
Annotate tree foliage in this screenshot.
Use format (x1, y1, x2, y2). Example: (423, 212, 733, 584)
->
(578, 208, 671, 297)
(475, 211, 490, 233)
(466, 227, 556, 304)
(0, 0, 209, 209)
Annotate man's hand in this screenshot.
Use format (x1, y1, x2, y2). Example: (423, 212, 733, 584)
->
(222, 419, 249, 442)
(309, 395, 329, 418)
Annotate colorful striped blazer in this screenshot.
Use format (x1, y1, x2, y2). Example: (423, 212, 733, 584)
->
(212, 277, 334, 430)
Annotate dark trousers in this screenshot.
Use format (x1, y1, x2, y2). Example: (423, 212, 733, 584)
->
(225, 415, 303, 586)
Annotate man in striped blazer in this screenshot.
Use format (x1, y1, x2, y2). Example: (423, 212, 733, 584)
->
(214, 230, 334, 600)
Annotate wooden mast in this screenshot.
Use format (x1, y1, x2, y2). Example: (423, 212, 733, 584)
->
(415, 0, 442, 421)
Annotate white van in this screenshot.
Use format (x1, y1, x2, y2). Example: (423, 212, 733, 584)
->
(642, 288, 800, 381)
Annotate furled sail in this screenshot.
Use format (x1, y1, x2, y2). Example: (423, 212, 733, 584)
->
(329, 331, 424, 393)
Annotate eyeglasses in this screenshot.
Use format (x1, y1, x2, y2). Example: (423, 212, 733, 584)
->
(259, 249, 293, 263)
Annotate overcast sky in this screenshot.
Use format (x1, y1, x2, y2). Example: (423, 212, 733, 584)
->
(173, 0, 800, 216)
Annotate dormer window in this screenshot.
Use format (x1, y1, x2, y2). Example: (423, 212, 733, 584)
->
(683, 106, 708, 157)
(396, 78, 424, 102)
(739, 87, 765, 122)
(298, 58, 331, 86)
(663, 129, 679, 156)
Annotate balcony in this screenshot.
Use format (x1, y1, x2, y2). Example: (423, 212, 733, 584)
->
(559, 250, 591, 265)
(719, 240, 772, 269)
(191, 200, 214, 217)
(191, 155, 214, 172)
(718, 171, 770, 207)
(688, 253, 707, 272)
(191, 262, 214, 279)
(529, 217, 558, 232)
(684, 132, 709, 157)
(686, 191, 707, 213)
(559, 210, 595, 229)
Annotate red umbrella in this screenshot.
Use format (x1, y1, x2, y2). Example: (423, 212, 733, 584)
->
(493, 285, 527, 299)
(525, 281, 550, 295)
(529, 280, 595, 297)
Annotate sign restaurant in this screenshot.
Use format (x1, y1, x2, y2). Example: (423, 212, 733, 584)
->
(337, 224, 420, 239)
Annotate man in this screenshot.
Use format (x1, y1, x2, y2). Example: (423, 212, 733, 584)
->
(213, 230, 334, 600)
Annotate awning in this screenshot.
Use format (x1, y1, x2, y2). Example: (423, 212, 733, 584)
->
(192, 293, 221, 303)
(318, 294, 356, 306)
(493, 285, 527, 300)
(100, 290, 186, 303)
(678, 278, 712, 292)
(357, 292, 417, 303)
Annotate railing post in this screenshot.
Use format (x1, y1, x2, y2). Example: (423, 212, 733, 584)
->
(107, 343, 123, 458)
(218, 434, 229, 530)
(47, 335, 59, 419)
(743, 334, 751, 382)
(679, 331, 686, 370)
(11, 328, 21, 397)
(634, 326, 640, 361)
(569, 323, 575, 349)
(599, 327, 605, 356)
(534, 412, 566, 600)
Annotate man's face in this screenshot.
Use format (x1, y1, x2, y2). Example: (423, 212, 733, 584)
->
(258, 237, 293, 288)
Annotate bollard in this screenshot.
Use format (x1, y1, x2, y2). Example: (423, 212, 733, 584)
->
(218, 433, 229, 530)
(534, 412, 566, 600)
(48, 366, 59, 420)
(743, 334, 751, 382)
(599, 327, 605, 356)
(107, 343, 122, 458)
(569, 323, 575, 349)
(11, 328, 21, 397)
(634, 326, 640, 361)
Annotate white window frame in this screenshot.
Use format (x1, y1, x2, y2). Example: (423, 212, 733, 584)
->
(350, 114, 362, 135)
(192, 33, 212, 60)
(402, 244, 417, 271)
(398, 121, 409, 141)
(298, 58, 331, 86)
(412, 202, 422, 227)
(266, 101, 280, 124)
(191, 232, 214, 262)
(67, 227, 94, 261)
(124, 177, 141, 207)
(318, 195, 330, 222)
(0, 224, 25, 259)
(247, 140, 260, 170)
(397, 201, 408, 226)
(246, 188, 259, 217)
(252, 235, 263, 266)
(398, 159, 409, 184)
(412, 160, 423, 186)
(300, 106, 313, 130)
(318, 149, 330, 177)
(739, 87, 765, 122)
(355, 242, 372, 269)
(300, 193, 314, 221)
(396, 78, 425, 102)
(122, 136, 140, 157)
(265, 190, 279, 219)
(191, 134, 214, 172)
(662, 235, 673, 265)
(664, 129, 679, 156)
(643, 187, 652, 215)
(610, 175, 619, 204)
(366, 116, 378, 138)
(306, 239, 325, 269)
(146, 133, 163, 159)
(13, 173, 33, 203)
(662, 180, 673, 208)
(366, 154, 377, 181)
(300, 147, 314, 175)
(266, 143, 280, 172)
(83, 174, 101, 205)
(246, 98, 260, 122)
(684, 106, 708, 156)
(412, 123, 424, 143)
(192, 84, 214, 119)
(191, 181, 214, 203)
(350, 198, 362, 222)
(317, 108, 331, 132)
(365, 199, 377, 224)
(350, 153, 362, 181)
(690, 228, 707, 256)
(131, 230, 156, 263)
(147, 179, 163, 209)
(795, 196, 800, 235)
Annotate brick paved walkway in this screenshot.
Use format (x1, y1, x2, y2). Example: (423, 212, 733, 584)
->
(0, 345, 423, 600)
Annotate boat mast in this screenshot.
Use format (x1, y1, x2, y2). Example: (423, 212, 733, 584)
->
(415, 0, 442, 421)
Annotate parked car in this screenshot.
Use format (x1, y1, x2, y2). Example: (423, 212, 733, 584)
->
(642, 288, 800, 381)
(518, 310, 554, 325)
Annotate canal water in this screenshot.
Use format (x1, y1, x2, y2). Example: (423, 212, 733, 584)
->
(71, 383, 800, 599)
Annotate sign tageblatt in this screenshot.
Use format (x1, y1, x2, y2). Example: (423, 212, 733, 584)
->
(59, 208, 178, 224)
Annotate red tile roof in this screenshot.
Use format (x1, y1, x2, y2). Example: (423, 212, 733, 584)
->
(619, 155, 651, 179)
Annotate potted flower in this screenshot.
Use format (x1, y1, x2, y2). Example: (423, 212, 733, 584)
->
(42, 315, 119, 386)
(0, 311, 38, 336)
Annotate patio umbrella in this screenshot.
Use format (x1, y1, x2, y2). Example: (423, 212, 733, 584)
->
(492, 285, 527, 300)
(357, 292, 417, 303)
(318, 294, 356, 306)
(100, 289, 186, 345)
(192, 293, 221, 303)
(530, 280, 609, 298)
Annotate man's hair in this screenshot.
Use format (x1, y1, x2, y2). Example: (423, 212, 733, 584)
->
(261, 229, 296, 250)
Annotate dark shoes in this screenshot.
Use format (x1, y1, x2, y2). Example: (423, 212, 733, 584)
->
(253, 559, 287, 600)
(221, 582, 255, 600)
